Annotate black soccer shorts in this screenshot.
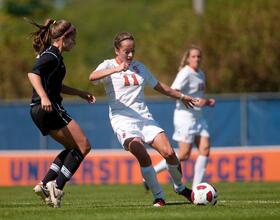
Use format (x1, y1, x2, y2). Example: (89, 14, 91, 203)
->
(30, 103, 72, 136)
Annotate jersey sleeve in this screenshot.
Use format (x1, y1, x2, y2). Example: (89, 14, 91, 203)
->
(92, 60, 112, 85)
(171, 69, 189, 90)
(141, 63, 158, 88)
(95, 59, 112, 71)
(31, 53, 58, 76)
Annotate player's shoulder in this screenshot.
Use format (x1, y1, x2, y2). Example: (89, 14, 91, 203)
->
(182, 65, 193, 73)
(103, 58, 115, 64)
(37, 46, 60, 64)
(130, 60, 142, 69)
(177, 65, 192, 77)
(131, 60, 149, 72)
(98, 58, 116, 68)
(131, 60, 142, 65)
(94, 58, 116, 74)
(198, 69, 205, 75)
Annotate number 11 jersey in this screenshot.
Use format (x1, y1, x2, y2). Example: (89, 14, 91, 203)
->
(93, 59, 158, 126)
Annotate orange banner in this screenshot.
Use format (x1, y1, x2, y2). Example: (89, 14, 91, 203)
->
(0, 147, 280, 186)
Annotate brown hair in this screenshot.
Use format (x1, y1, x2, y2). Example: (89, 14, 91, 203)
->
(178, 45, 202, 71)
(114, 32, 134, 49)
(25, 18, 76, 54)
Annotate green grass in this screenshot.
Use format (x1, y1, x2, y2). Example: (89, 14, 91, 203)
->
(0, 182, 280, 220)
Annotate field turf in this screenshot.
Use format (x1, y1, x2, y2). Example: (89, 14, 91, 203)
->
(0, 182, 279, 220)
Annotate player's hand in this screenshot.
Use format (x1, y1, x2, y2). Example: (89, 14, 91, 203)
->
(181, 95, 199, 109)
(41, 96, 53, 112)
(115, 62, 130, 72)
(79, 91, 96, 104)
(196, 98, 208, 107)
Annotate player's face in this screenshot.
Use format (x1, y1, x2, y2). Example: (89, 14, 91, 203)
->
(187, 49, 202, 70)
(115, 39, 135, 65)
(62, 32, 76, 52)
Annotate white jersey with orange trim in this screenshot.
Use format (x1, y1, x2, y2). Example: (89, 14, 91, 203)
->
(171, 65, 206, 117)
(94, 59, 158, 127)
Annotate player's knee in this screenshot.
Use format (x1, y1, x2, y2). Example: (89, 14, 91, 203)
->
(179, 153, 190, 161)
(199, 145, 210, 156)
(162, 148, 176, 160)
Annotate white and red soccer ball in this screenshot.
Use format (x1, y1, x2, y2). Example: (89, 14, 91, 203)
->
(191, 182, 218, 205)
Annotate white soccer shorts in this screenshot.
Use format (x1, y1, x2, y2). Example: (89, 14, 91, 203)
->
(172, 111, 209, 144)
(114, 118, 164, 150)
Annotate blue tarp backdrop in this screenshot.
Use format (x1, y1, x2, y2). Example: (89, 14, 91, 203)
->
(0, 95, 280, 149)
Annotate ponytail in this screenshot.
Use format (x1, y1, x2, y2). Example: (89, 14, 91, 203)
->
(178, 52, 188, 71)
(25, 17, 56, 54)
(25, 18, 75, 55)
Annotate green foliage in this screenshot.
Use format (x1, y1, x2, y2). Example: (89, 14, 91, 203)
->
(0, 0, 280, 100)
(200, 0, 280, 93)
(2, 0, 53, 16)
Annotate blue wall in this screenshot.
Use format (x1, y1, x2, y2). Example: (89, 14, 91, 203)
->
(0, 95, 280, 150)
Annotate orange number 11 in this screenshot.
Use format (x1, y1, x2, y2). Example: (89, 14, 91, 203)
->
(123, 74, 139, 86)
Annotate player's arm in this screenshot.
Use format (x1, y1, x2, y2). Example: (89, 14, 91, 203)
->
(89, 62, 129, 81)
(27, 72, 52, 112)
(61, 84, 96, 103)
(154, 81, 198, 108)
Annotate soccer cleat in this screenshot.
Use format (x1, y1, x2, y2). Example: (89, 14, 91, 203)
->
(33, 182, 52, 205)
(143, 180, 150, 192)
(46, 181, 64, 208)
(178, 187, 193, 203)
(153, 198, 166, 207)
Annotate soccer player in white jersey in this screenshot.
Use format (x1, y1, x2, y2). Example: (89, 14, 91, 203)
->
(89, 32, 198, 207)
(152, 46, 216, 189)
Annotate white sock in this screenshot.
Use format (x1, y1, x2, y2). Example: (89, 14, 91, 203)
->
(141, 166, 165, 200)
(166, 163, 185, 193)
(192, 155, 208, 188)
(154, 159, 167, 173)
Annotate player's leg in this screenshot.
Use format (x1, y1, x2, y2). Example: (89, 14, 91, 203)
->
(144, 141, 192, 192)
(50, 119, 91, 185)
(150, 132, 192, 202)
(153, 158, 167, 174)
(42, 149, 70, 186)
(33, 149, 70, 205)
(31, 104, 73, 205)
(46, 119, 91, 207)
(177, 142, 192, 161)
(150, 132, 183, 188)
(124, 137, 165, 207)
(153, 136, 193, 171)
(192, 135, 210, 188)
(148, 142, 173, 188)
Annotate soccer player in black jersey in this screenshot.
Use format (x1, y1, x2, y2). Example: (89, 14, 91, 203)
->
(26, 18, 95, 208)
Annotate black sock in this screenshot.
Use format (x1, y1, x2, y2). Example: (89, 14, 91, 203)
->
(42, 149, 70, 187)
(55, 149, 84, 190)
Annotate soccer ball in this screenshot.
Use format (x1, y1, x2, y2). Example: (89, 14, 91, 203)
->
(191, 182, 218, 205)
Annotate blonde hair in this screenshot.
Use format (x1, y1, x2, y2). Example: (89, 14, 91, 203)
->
(178, 45, 202, 71)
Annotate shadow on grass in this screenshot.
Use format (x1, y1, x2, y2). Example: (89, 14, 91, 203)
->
(165, 201, 189, 206)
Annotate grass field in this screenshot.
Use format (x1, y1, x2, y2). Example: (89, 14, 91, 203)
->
(0, 182, 279, 220)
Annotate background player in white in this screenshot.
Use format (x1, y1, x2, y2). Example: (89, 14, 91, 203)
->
(151, 46, 215, 189)
(89, 32, 198, 207)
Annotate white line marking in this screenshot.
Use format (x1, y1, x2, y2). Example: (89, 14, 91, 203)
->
(167, 200, 280, 205)
(219, 200, 280, 204)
